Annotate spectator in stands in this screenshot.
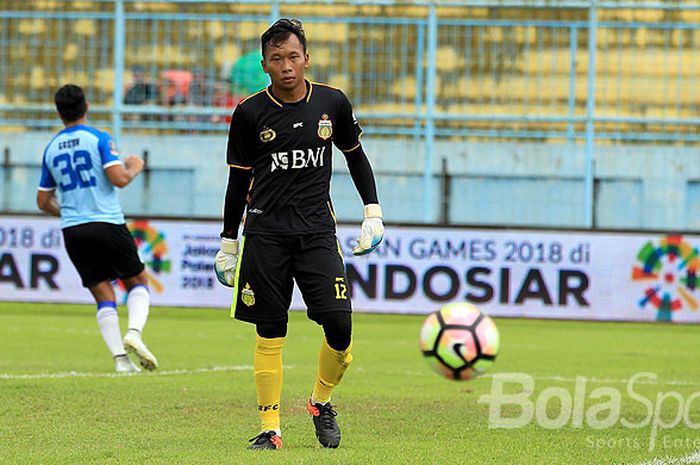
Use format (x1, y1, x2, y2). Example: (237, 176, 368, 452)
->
(229, 51, 270, 98)
(188, 68, 216, 125)
(124, 65, 158, 122)
(124, 65, 158, 106)
(159, 69, 190, 107)
(210, 79, 240, 125)
(189, 68, 216, 107)
(158, 69, 191, 123)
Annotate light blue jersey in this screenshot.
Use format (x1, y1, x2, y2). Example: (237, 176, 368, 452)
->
(38, 124, 125, 228)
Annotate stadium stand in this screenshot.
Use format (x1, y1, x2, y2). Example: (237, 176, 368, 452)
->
(0, 1, 697, 142)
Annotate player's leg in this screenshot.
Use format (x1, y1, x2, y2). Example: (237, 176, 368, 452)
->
(311, 311, 353, 404)
(88, 280, 139, 373)
(122, 271, 149, 334)
(110, 224, 158, 371)
(304, 311, 352, 449)
(62, 223, 138, 373)
(121, 271, 157, 371)
(248, 321, 286, 450)
(294, 233, 352, 448)
(231, 234, 293, 450)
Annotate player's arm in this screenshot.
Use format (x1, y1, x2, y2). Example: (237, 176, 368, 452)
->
(105, 155, 144, 188)
(215, 166, 251, 287)
(343, 145, 384, 255)
(343, 144, 379, 206)
(36, 189, 60, 217)
(215, 104, 254, 287)
(334, 91, 384, 256)
(97, 133, 144, 188)
(222, 166, 252, 238)
(37, 151, 60, 217)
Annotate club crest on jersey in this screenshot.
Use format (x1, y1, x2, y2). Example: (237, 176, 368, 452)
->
(317, 114, 332, 140)
(108, 140, 119, 155)
(241, 283, 255, 307)
(259, 127, 276, 143)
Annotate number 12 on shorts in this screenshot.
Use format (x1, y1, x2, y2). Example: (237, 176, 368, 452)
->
(334, 277, 348, 300)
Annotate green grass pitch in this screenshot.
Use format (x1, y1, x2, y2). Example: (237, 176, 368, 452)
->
(1, 302, 699, 464)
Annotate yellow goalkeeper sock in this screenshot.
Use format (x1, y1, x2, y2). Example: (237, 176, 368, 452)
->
(253, 335, 285, 433)
(311, 338, 353, 404)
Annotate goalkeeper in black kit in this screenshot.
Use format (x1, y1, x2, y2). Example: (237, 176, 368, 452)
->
(214, 19, 384, 450)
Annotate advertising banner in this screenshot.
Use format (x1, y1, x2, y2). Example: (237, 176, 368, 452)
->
(2, 215, 699, 323)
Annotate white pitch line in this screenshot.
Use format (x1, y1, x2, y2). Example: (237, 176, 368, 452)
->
(634, 449, 700, 465)
(352, 367, 700, 388)
(3, 368, 699, 388)
(0, 364, 276, 380)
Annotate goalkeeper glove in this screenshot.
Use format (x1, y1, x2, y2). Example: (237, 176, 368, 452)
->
(214, 237, 239, 287)
(352, 204, 385, 256)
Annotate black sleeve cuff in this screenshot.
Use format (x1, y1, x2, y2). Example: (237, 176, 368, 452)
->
(343, 145, 379, 206)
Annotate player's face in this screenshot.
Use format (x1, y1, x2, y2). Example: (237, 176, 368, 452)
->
(262, 34, 309, 97)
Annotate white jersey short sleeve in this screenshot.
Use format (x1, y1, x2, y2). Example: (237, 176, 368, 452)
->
(38, 124, 126, 228)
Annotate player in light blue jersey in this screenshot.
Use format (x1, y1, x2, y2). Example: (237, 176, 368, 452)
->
(37, 84, 158, 373)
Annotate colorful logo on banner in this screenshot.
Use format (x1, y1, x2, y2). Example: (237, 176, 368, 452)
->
(116, 220, 171, 299)
(632, 235, 700, 321)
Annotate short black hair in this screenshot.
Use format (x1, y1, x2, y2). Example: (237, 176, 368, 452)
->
(55, 84, 87, 122)
(261, 18, 306, 58)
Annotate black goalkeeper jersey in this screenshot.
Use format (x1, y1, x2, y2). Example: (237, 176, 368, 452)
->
(226, 81, 362, 235)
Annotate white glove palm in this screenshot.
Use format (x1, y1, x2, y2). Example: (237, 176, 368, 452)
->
(214, 237, 239, 287)
(352, 204, 385, 256)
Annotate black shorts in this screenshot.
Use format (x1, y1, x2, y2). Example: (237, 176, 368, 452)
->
(62, 222, 145, 289)
(231, 232, 352, 324)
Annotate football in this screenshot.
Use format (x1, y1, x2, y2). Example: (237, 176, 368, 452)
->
(419, 303, 500, 381)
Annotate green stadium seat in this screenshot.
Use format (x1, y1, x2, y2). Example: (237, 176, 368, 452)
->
(237, 22, 267, 41)
(72, 1, 97, 9)
(205, 21, 224, 40)
(599, 49, 696, 78)
(634, 10, 664, 23)
(519, 48, 588, 76)
(328, 74, 350, 92)
(30, 67, 48, 90)
(12, 93, 28, 105)
(311, 47, 332, 68)
(436, 46, 462, 73)
(678, 80, 699, 106)
(391, 76, 418, 100)
(63, 43, 79, 62)
(133, 2, 178, 12)
(17, 19, 47, 35)
(616, 78, 671, 106)
(644, 105, 693, 119)
(514, 26, 537, 46)
(305, 23, 348, 43)
(634, 28, 649, 48)
(61, 71, 89, 88)
(31, 0, 59, 9)
(363, 102, 416, 117)
(74, 19, 96, 36)
(498, 76, 579, 104)
(296, 4, 355, 16)
(214, 44, 241, 68)
(671, 29, 685, 48)
(95, 68, 115, 93)
(456, 77, 499, 101)
(681, 10, 700, 23)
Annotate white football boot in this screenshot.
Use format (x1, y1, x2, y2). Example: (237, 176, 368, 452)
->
(123, 329, 158, 371)
(114, 354, 141, 373)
